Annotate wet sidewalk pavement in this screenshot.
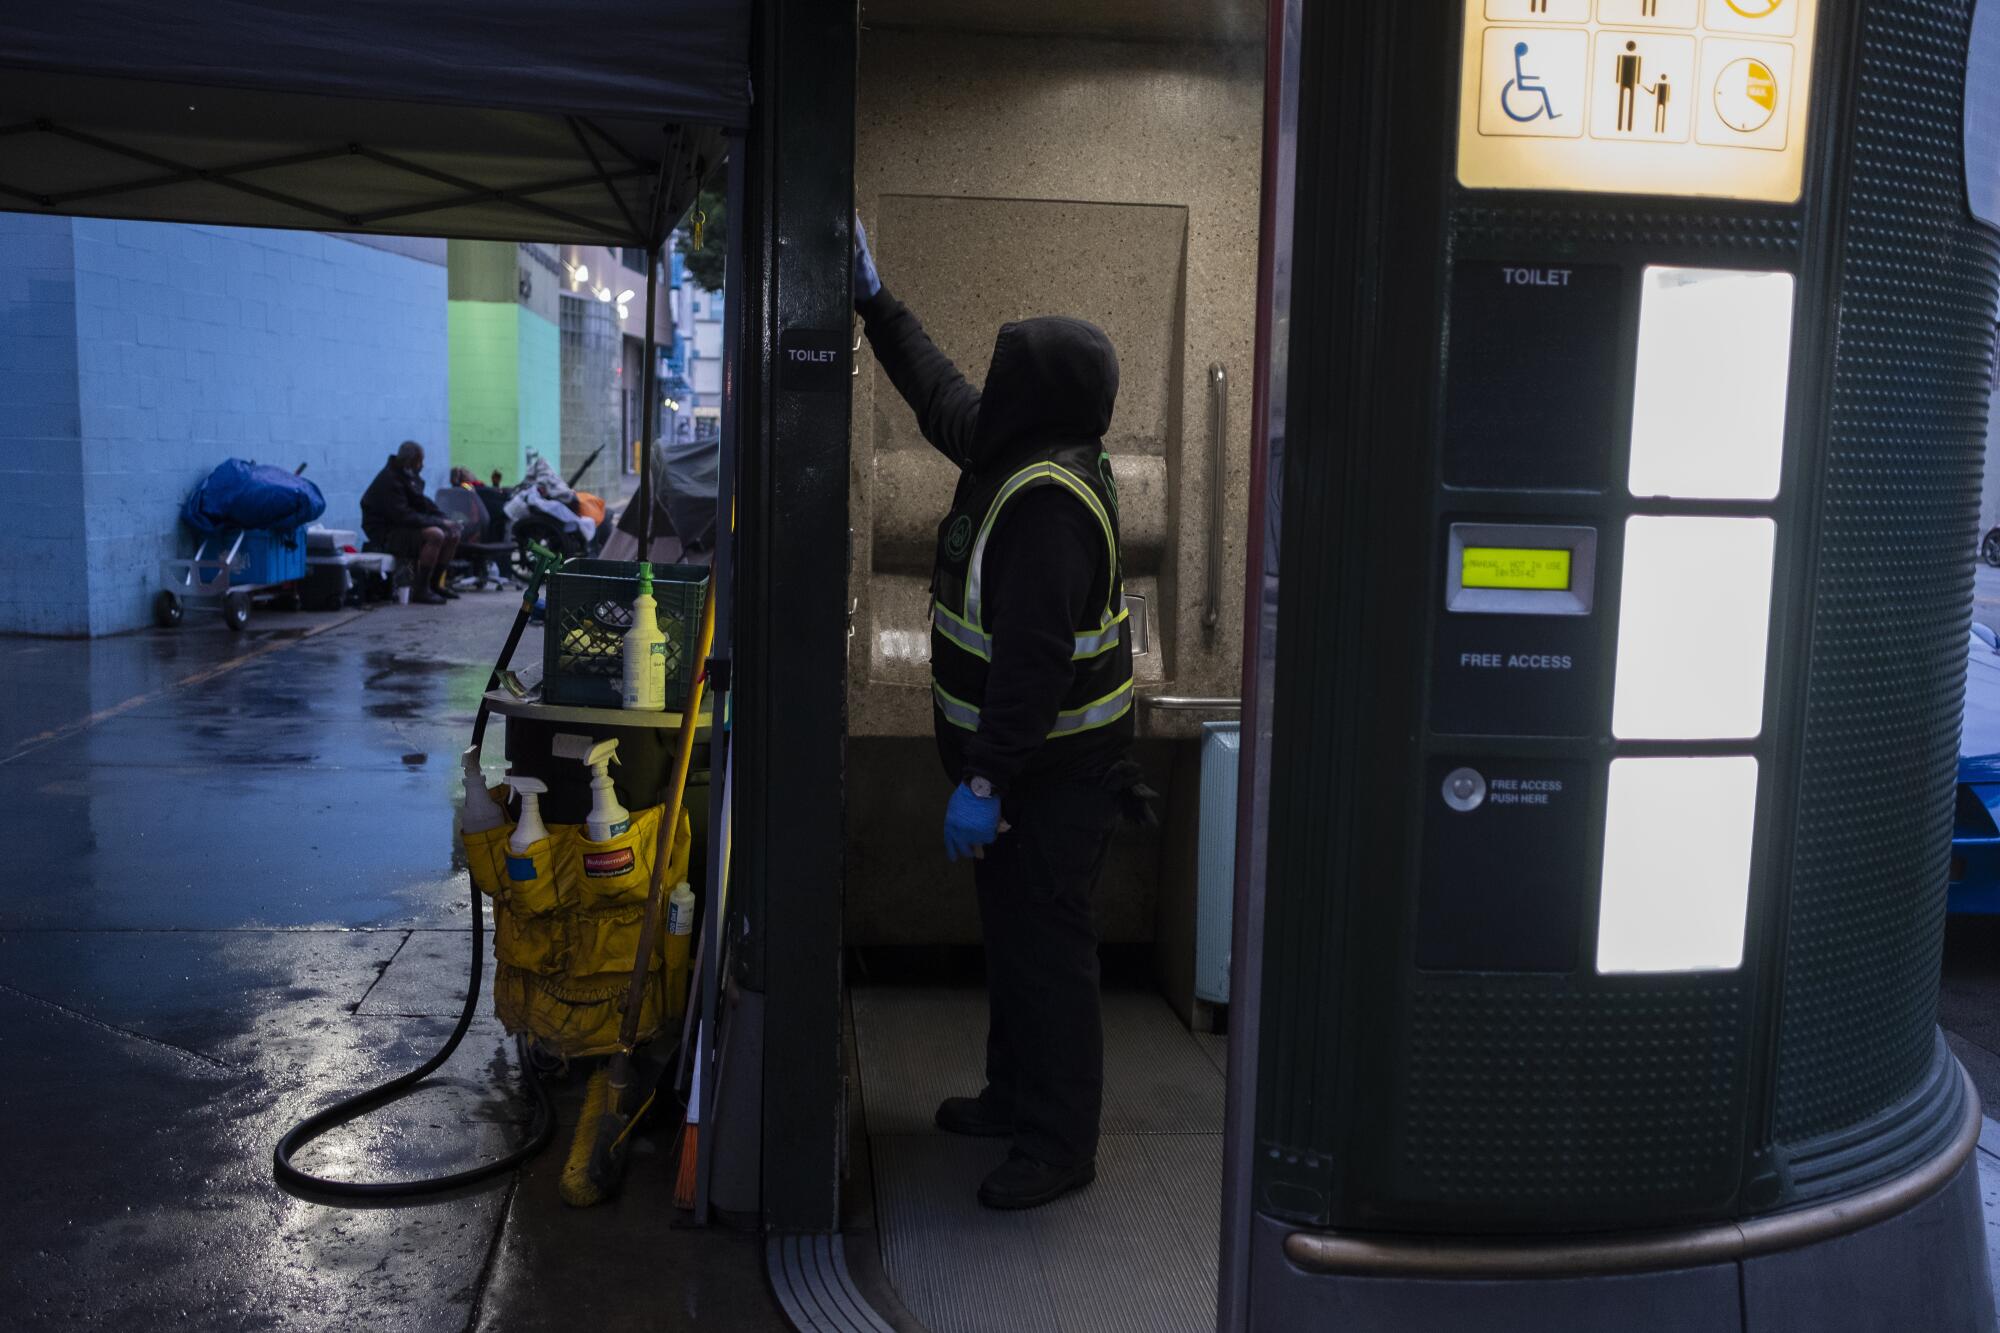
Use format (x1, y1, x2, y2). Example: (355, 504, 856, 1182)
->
(0, 596, 785, 1332)
(11, 587, 2000, 1330)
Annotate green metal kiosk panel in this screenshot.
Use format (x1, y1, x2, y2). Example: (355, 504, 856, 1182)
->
(1398, 979, 1746, 1213)
(1771, 0, 2000, 1145)
(1252, 0, 2000, 1241)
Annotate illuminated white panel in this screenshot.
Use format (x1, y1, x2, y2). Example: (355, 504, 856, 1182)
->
(1598, 756, 1758, 974)
(1455, 0, 1821, 203)
(1629, 267, 1795, 501)
(1613, 516, 1775, 741)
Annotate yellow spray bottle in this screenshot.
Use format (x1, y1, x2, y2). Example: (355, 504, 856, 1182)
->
(664, 881, 696, 1018)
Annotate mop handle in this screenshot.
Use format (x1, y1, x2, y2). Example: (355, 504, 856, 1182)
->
(469, 541, 562, 753)
(614, 578, 717, 1056)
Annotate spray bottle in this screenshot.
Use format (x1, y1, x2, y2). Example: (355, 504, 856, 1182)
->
(507, 774, 550, 856)
(621, 562, 668, 712)
(664, 881, 696, 1018)
(552, 733, 630, 841)
(460, 746, 507, 834)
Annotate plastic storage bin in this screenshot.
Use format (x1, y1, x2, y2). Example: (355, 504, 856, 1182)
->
(542, 559, 708, 708)
(233, 526, 307, 585)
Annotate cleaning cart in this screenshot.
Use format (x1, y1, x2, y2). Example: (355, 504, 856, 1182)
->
(475, 558, 714, 1204)
(274, 550, 717, 1208)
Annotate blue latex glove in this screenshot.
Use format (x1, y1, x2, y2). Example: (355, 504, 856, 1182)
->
(943, 782, 1002, 863)
(853, 212, 882, 305)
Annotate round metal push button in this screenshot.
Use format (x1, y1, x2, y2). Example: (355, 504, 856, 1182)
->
(1442, 767, 1486, 812)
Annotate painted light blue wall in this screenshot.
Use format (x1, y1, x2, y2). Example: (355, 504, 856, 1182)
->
(518, 307, 560, 470)
(0, 214, 87, 635)
(0, 220, 449, 636)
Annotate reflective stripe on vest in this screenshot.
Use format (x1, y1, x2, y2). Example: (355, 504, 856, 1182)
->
(929, 452, 1133, 745)
(931, 600, 1130, 663)
(933, 678, 1135, 738)
(964, 463, 1121, 630)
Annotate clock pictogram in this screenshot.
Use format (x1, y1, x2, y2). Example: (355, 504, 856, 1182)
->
(1712, 55, 1780, 132)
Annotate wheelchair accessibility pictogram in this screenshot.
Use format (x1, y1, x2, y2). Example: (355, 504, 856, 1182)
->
(1502, 41, 1563, 122)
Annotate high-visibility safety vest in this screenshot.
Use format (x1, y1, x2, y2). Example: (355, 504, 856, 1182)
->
(929, 441, 1135, 742)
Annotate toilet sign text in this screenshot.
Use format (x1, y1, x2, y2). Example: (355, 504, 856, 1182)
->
(779, 327, 850, 392)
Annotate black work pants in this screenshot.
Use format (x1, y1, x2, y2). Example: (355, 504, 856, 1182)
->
(973, 778, 1121, 1169)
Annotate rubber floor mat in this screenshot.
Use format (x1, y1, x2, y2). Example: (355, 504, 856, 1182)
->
(851, 987, 1225, 1135)
(854, 986, 1224, 1333)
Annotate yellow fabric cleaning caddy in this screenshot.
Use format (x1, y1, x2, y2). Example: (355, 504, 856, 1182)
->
(463, 789, 693, 1058)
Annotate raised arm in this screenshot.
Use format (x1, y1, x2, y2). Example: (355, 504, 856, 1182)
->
(853, 215, 981, 468)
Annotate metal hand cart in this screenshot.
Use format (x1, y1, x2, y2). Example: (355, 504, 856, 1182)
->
(155, 528, 305, 631)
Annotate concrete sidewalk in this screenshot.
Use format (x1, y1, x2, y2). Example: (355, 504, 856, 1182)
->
(9, 580, 2000, 1330)
(0, 595, 782, 1332)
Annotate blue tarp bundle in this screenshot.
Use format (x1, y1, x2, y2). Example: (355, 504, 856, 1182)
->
(181, 459, 326, 534)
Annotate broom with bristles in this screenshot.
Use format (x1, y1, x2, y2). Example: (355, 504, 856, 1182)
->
(558, 578, 716, 1208)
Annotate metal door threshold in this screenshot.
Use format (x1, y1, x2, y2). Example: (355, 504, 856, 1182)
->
(769, 1234, 899, 1333)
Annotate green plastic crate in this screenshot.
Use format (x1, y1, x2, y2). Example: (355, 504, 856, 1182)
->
(541, 559, 708, 708)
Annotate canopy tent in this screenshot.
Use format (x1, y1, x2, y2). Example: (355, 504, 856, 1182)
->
(0, 0, 747, 246)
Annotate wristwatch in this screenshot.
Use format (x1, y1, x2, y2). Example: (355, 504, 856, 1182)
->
(968, 777, 996, 799)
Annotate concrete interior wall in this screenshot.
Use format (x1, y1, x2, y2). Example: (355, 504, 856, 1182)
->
(0, 216, 447, 636)
(848, 737, 1169, 946)
(860, 195, 1186, 714)
(847, 24, 1264, 947)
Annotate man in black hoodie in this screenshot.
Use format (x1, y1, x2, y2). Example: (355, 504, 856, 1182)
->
(360, 441, 460, 604)
(854, 217, 1140, 1210)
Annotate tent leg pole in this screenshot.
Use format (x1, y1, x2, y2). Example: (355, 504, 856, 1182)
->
(638, 247, 660, 554)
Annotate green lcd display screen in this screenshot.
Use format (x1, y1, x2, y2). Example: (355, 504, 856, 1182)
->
(1461, 546, 1572, 592)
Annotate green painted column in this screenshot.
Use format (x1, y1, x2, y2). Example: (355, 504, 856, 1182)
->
(448, 241, 560, 487)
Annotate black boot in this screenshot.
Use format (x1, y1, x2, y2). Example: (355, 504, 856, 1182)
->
(977, 1151, 1095, 1210)
(934, 1092, 1012, 1138)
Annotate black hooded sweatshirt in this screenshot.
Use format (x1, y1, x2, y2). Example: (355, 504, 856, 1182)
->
(360, 455, 447, 540)
(858, 285, 1135, 794)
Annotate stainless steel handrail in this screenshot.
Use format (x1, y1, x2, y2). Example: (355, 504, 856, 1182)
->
(1204, 363, 1227, 636)
(1143, 695, 1242, 711)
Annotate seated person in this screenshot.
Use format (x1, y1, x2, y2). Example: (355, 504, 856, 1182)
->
(449, 466, 509, 542)
(361, 441, 460, 604)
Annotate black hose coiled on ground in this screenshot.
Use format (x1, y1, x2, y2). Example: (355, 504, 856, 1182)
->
(272, 874, 554, 1197)
(274, 548, 561, 1198)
